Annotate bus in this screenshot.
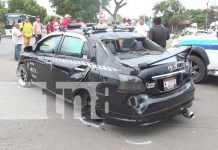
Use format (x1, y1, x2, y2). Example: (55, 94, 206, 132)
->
(1, 13, 35, 37)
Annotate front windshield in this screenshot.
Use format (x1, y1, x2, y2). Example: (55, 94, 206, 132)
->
(102, 38, 164, 60)
(5, 15, 23, 26)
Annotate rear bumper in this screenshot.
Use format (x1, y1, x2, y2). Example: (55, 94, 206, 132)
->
(96, 80, 195, 126)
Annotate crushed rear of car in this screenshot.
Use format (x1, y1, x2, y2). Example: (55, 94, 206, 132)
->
(90, 30, 195, 126)
(17, 26, 195, 126)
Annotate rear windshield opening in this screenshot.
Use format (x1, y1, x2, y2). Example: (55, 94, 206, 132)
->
(102, 38, 164, 60)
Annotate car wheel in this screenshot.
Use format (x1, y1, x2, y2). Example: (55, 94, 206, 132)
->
(188, 55, 207, 84)
(16, 64, 31, 88)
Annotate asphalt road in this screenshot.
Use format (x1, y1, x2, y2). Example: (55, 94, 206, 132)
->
(0, 37, 218, 150)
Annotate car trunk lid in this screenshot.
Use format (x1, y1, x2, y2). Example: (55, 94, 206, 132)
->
(119, 46, 192, 96)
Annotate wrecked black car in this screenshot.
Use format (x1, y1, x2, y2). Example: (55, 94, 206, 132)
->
(16, 26, 195, 126)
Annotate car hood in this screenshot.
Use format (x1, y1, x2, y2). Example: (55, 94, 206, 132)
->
(120, 46, 191, 68)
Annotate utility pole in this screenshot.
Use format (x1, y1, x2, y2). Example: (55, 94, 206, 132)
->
(206, 0, 209, 29)
(215, 1, 218, 27)
(98, 0, 103, 11)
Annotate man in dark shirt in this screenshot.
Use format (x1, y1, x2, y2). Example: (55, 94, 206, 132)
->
(149, 17, 170, 48)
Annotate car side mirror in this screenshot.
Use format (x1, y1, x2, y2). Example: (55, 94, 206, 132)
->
(24, 46, 33, 52)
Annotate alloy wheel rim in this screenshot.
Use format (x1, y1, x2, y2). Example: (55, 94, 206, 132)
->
(17, 67, 28, 86)
(191, 63, 200, 78)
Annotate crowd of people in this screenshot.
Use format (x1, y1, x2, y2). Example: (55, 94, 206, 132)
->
(11, 13, 170, 61)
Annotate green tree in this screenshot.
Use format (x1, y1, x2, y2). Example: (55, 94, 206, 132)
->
(8, 0, 47, 21)
(50, 0, 126, 21)
(153, 0, 187, 32)
(207, 6, 218, 25)
(98, 0, 127, 19)
(44, 15, 53, 24)
(0, 0, 8, 34)
(183, 6, 217, 29)
(0, 8, 8, 17)
(49, 0, 107, 22)
(186, 9, 206, 29)
(0, 0, 9, 16)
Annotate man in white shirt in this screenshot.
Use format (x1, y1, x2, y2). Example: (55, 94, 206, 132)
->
(120, 17, 129, 27)
(33, 16, 42, 43)
(96, 14, 108, 28)
(135, 17, 150, 37)
(12, 23, 23, 61)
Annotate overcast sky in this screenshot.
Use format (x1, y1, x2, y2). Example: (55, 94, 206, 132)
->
(36, 0, 218, 18)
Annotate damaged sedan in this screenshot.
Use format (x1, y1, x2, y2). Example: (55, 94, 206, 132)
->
(16, 26, 195, 126)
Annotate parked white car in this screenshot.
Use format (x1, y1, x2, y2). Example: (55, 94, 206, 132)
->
(172, 30, 209, 47)
(171, 33, 218, 83)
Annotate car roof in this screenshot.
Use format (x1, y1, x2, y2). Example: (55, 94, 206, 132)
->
(46, 31, 87, 41)
(92, 31, 144, 40)
(48, 29, 144, 41)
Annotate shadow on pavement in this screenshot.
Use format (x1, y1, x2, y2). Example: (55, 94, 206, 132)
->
(202, 76, 218, 86)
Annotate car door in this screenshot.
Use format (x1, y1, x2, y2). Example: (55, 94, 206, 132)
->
(30, 35, 63, 89)
(51, 35, 92, 97)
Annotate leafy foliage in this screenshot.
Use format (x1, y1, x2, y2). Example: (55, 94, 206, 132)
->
(7, 0, 47, 21)
(153, 0, 186, 31)
(49, 0, 111, 22)
(0, 0, 9, 16)
(186, 9, 206, 29)
(44, 15, 55, 24)
(153, 0, 218, 31)
(49, 0, 127, 21)
(207, 6, 218, 25)
(100, 0, 127, 19)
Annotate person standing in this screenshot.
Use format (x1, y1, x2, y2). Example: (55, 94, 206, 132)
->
(135, 17, 150, 37)
(12, 23, 23, 61)
(33, 16, 42, 43)
(120, 17, 128, 27)
(61, 14, 71, 30)
(96, 14, 108, 28)
(47, 18, 55, 34)
(77, 18, 86, 27)
(149, 17, 170, 48)
(111, 19, 119, 27)
(71, 20, 78, 25)
(53, 18, 60, 31)
(20, 17, 33, 46)
(127, 19, 133, 26)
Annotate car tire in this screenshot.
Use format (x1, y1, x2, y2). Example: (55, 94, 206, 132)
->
(188, 55, 207, 84)
(16, 64, 31, 88)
